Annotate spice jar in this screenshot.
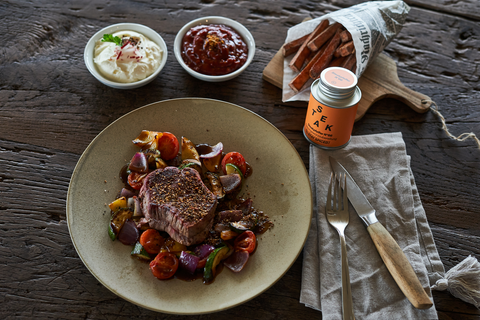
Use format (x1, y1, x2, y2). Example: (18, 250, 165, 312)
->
(303, 67, 362, 149)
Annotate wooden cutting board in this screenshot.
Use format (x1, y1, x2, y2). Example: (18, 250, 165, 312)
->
(263, 46, 432, 121)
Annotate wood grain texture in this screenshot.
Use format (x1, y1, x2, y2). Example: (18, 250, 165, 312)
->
(262, 51, 432, 121)
(1, 0, 480, 319)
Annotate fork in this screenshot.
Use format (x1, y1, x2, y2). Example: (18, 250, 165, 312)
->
(326, 172, 355, 320)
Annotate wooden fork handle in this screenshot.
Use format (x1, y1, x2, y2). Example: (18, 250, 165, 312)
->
(367, 222, 433, 309)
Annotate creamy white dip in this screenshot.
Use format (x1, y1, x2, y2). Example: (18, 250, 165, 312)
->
(94, 31, 162, 83)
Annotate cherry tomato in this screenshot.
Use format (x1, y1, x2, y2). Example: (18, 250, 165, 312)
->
(221, 152, 246, 175)
(157, 132, 179, 161)
(234, 230, 256, 254)
(196, 258, 207, 269)
(139, 229, 165, 255)
(149, 252, 179, 279)
(127, 172, 145, 190)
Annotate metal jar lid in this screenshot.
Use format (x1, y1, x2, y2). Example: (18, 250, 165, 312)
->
(318, 67, 358, 100)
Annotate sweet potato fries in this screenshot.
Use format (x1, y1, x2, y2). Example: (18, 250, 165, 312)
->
(284, 20, 357, 93)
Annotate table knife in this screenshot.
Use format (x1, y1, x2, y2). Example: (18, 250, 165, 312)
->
(329, 157, 433, 309)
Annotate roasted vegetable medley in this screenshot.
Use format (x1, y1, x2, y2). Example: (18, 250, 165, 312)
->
(107, 130, 273, 283)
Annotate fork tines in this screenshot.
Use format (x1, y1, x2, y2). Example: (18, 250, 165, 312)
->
(327, 172, 347, 212)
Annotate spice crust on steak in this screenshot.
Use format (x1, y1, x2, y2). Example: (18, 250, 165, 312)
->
(139, 166, 218, 246)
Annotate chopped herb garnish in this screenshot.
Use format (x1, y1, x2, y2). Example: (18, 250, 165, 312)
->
(101, 34, 122, 46)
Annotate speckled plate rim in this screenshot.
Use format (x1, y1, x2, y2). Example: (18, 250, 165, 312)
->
(66, 98, 312, 315)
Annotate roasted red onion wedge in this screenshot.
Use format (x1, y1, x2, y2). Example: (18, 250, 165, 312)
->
(236, 198, 253, 215)
(219, 173, 242, 193)
(224, 250, 249, 272)
(133, 196, 143, 217)
(199, 142, 223, 159)
(118, 219, 139, 245)
(179, 251, 200, 274)
(120, 187, 138, 198)
(200, 142, 223, 172)
(128, 152, 148, 173)
(194, 244, 215, 260)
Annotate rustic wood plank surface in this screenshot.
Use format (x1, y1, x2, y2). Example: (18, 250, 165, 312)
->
(1, 0, 479, 319)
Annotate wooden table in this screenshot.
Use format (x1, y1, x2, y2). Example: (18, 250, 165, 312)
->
(1, 0, 479, 319)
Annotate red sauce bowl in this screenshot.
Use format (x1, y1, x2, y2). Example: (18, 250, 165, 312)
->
(174, 16, 255, 82)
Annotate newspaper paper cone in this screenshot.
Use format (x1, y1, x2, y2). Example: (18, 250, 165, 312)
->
(283, 1, 410, 102)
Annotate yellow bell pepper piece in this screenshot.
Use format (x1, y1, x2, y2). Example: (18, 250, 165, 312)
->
(108, 196, 127, 212)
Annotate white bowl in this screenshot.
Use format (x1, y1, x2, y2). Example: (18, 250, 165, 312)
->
(84, 23, 168, 89)
(174, 16, 255, 82)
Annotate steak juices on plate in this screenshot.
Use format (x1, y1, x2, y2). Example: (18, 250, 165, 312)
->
(108, 130, 273, 283)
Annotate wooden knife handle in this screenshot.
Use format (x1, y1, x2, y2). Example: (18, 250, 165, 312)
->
(367, 221, 433, 309)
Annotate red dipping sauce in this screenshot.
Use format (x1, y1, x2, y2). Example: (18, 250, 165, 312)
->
(181, 24, 248, 76)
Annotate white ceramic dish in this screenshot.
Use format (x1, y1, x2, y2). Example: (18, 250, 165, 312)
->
(66, 98, 312, 314)
(174, 16, 255, 82)
(84, 23, 168, 89)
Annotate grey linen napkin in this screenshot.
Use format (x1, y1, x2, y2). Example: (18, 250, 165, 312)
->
(300, 132, 444, 319)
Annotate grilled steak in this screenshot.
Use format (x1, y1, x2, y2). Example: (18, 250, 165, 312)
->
(139, 166, 217, 246)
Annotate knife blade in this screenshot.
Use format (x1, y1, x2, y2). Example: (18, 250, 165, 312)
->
(329, 157, 433, 310)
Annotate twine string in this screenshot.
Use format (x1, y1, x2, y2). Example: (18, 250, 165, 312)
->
(423, 99, 480, 149)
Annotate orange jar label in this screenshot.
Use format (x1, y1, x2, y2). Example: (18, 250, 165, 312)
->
(304, 92, 358, 148)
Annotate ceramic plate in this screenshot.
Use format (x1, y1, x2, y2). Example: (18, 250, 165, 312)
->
(66, 98, 312, 314)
